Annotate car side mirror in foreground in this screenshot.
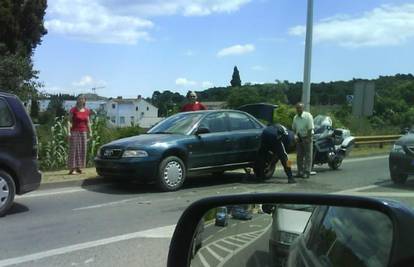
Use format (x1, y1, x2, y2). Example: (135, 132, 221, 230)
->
(195, 127, 210, 135)
(167, 193, 414, 267)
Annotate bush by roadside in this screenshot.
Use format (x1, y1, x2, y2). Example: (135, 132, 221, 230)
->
(37, 116, 143, 171)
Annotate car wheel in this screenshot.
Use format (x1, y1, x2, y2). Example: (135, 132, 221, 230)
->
(254, 153, 276, 180)
(0, 170, 16, 217)
(157, 156, 186, 191)
(391, 172, 408, 184)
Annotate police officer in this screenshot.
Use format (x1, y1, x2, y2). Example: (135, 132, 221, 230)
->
(260, 123, 296, 184)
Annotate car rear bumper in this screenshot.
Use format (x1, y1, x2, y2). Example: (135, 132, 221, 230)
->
(95, 157, 159, 181)
(389, 153, 414, 175)
(17, 159, 42, 194)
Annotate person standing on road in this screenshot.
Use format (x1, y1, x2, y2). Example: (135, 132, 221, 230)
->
(292, 102, 314, 178)
(180, 91, 207, 112)
(260, 123, 296, 183)
(67, 95, 91, 175)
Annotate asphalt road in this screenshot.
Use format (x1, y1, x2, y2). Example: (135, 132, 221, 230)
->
(1, 155, 413, 267)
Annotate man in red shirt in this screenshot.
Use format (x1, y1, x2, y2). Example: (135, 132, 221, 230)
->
(180, 91, 207, 112)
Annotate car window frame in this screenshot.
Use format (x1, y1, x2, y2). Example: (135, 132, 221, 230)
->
(195, 111, 230, 134)
(0, 97, 16, 129)
(227, 111, 261, 131)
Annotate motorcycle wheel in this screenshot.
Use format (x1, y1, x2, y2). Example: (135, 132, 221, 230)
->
(328, 157, 342, 170)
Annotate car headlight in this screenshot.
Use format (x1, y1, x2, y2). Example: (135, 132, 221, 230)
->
(277, 231, 299, 245)
(122, 150, 149, 158)
(391, 144, 405, 154)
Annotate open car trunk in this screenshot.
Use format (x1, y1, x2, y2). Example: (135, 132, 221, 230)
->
(237, 103, 278, 125)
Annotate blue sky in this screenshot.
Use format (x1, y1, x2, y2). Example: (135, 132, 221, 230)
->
(33, 0, 414, 98)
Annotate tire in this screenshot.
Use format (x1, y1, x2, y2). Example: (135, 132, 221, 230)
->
(328, 158, 342, 170)
(157, 156, 186, 191)
(0, 170, 16, 217)
(391, 172, 408, 184)
(254, 151, 276, 180)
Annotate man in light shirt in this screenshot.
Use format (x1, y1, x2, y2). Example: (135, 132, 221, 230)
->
(292, 103, 314, 178)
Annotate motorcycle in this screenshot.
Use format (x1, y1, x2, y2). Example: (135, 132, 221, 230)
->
(312, 115, 355, 170)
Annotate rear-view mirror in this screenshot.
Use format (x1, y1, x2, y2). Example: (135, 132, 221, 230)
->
(168, 193, 414, 267)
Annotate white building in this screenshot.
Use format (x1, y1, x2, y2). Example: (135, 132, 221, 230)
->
(105, 96, 161, 128)
(38, 99, 106, 113)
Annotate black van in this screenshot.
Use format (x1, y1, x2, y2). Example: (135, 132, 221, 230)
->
(0, 92, 41, 216)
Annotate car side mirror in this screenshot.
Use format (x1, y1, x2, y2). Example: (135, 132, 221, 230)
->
(167, 193, 413, 267)
(195, 127, 210, 135)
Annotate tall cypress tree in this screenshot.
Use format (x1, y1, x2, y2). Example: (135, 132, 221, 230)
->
(230, 66, 242, 87)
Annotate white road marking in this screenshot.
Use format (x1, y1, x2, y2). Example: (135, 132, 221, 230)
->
(230, 223, 237, 228)
(220, 239, 241, 248)
(0, 224, 176, 267)
(206, 246, 224, 261)
(16, 188, 87, 199)
(217, 228, 271, 267)
(333, 184, 383, 194)
(213, 243, 233, 254)
(226, 237, 247, 245)
(73, 197, 142, 211)
(233, 235, 251, 242)
(198, 251, 211, 267)
(248, 224, 262, 228)
(343, 155, 388, 163)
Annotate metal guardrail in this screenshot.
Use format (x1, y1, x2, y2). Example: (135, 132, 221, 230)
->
(354, 135, 402, 148)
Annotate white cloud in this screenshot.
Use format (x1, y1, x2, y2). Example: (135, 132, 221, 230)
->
(289, 3, 414, 47)
(175, 78, 213, 88)
(45, 0, 251, 44)
(252, 65, 265, 71)
(201, 81, 214, 88)
(46, 0, 154, 45)
(175, 78, 197, 87)
(101, 0, 252, 17)
(217, 44, 255, 57)
(73, 75, 106, 88)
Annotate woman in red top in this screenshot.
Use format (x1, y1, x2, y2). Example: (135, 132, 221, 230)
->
(67, 95, 91, 175)
(180, 91, 207, 112)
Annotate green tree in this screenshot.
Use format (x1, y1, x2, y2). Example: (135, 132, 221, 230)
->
(0, 0, 47, 99)
(30, 96, 39, 120)
(227, 86, 262, 108)
(47, 94, 66, 118)
(230, 66, 241, 87)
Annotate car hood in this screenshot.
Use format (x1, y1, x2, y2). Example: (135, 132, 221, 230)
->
(276, 209, 312, 234)
(104, 134, 186, 148)
(396, 133, 414, 146)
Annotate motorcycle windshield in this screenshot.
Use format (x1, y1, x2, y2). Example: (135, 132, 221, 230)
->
(314, 115, 333, 128)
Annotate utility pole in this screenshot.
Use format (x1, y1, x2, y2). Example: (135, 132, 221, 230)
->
(302, 0, 314, 112)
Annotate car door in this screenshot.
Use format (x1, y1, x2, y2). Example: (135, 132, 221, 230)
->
(0, 98, 17, 160)
(227, 111, 263, 164)
(186, 112, 231, 170)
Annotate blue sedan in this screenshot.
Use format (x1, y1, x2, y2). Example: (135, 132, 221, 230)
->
(95, 110, 270, 191)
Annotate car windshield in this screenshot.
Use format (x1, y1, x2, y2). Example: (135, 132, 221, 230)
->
(147, 113, 203, 135)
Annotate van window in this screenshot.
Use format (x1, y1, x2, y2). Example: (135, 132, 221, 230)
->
(0, 99, 14, 127)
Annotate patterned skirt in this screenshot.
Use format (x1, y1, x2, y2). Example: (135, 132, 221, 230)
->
(68, 131, 88, 169)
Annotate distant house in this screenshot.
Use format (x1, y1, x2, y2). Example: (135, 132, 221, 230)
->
(37, 96, 162, 128)
(203, 101, 227, 110)
(105, 96, 161, 128)
(38, 99, 106, 113)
